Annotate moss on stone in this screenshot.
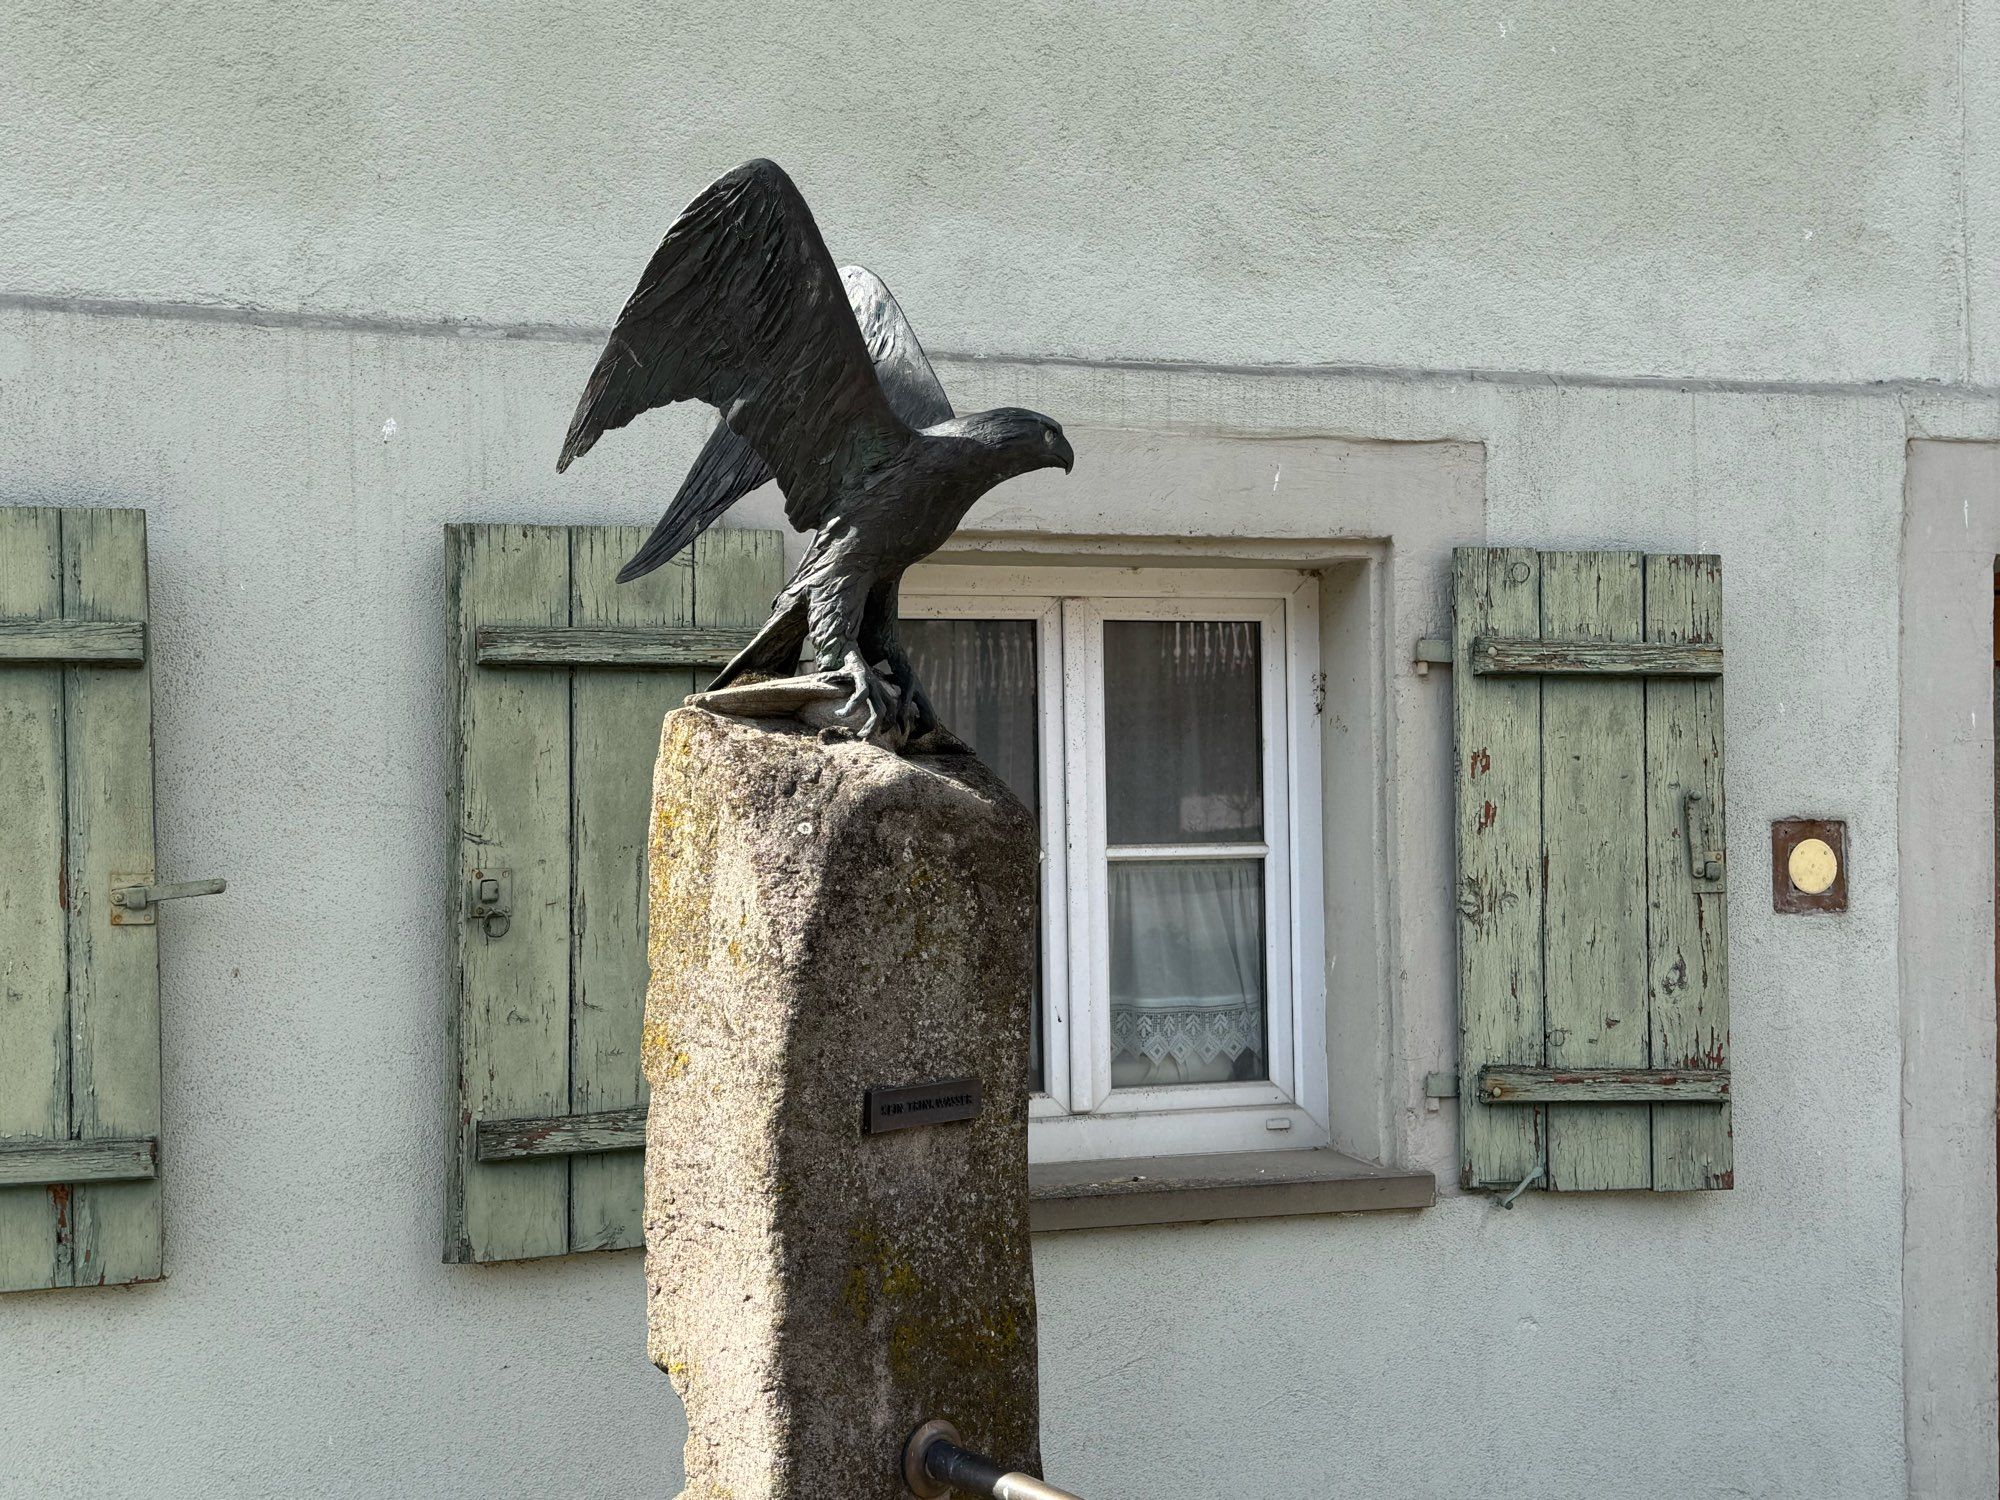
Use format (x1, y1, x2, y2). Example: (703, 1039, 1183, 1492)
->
(643, 707, 1041, 1498)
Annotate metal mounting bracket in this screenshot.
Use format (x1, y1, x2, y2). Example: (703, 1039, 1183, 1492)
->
(468, 868, 511, 939)
(1682, 790, 1725, 890)
(1498, 1163, 1545, 1209)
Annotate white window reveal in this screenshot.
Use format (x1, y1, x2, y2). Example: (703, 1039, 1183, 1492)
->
(902, 566, 1326, 1163)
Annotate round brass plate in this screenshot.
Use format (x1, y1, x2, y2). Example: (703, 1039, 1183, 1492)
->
(1787, 836, 1838, 895)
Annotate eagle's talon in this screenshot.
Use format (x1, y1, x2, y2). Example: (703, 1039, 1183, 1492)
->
(834, 652, 899, 741)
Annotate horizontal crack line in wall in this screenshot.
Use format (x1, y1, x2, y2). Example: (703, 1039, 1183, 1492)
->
(2, 288, 1997, 405)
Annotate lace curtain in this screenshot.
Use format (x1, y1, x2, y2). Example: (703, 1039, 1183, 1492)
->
(899, 617, 1039, 815)
(1109, 860, 1266, 1086)
(899, 617, 1043, 1086)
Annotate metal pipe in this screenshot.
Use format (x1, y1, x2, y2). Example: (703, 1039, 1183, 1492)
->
(902, 1419, 1084, 1500)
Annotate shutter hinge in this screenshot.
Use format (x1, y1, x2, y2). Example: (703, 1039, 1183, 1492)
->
(1413, 638, 1453, 676)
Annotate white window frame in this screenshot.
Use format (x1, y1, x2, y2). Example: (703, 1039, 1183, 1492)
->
(904, 564, 1326, 1163)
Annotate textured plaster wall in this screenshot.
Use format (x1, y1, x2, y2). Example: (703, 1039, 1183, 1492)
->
(1900, 443, 2000, 1499)
(0, 0, 1997, 1495)
(0, 310, 1986, 1498)
(0, 0, 1982, 382)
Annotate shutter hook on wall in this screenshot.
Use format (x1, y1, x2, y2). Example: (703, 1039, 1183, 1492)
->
(109, 876, 227, 926)
(1497, 1162, 1544, 1209)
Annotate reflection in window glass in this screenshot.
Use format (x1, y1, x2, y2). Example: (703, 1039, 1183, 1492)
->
(1103, 620, 1263, 845)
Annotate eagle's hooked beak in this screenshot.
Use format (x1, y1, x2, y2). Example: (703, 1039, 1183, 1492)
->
(1050, 430, 1075, 474)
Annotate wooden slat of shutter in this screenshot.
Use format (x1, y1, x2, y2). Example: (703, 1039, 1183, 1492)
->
(1452, 547, 1731, 1195)
(0, 507, 162, 1290)
(568, 527, 693, 1253)
(1452, 548, 1546, 1190)
(63, 509, 163, 1283)
(1644, 555, 1732, 1190)
(567, 527, 780, 1254)
(447, 525, 573, 1263)
(1539, 552, 1652, 1191)
(449, 523, 784, 1262)
(0, 508, 69, 1290)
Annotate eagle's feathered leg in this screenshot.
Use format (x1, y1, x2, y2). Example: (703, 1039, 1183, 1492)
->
(805, 572, 898, 740)
(707, 591, 809, 691)
(708, 539, 914, 740)
(861, 578, 937, 743)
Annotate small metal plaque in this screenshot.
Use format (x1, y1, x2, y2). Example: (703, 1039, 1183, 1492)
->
(863, 1077, 982, 1135)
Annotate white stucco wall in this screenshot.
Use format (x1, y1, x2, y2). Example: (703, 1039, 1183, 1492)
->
(0, 0, 1989, 383)
(0, 2, 1996, 1496)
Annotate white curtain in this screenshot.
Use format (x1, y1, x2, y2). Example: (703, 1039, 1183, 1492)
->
(898, 617, 1038, 814)
(1103, 619, 1263, 844)
(903, 613, 1272, 1093)
(1108, 859, 1266, 1087)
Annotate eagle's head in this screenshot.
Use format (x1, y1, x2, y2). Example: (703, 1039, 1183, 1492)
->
(967, 407, 1074, 479)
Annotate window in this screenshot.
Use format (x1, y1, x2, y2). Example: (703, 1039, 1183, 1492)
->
(903, 566, 1326, 1163)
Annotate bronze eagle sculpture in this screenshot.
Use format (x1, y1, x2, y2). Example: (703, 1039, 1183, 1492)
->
(558, 158, 1073, 744)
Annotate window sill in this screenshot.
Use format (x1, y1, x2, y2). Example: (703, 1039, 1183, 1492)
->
(1027, 1147, 1436, 1232)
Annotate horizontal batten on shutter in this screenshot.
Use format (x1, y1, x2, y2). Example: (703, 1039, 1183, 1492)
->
(1478, 1067, 1730, 1104)
(474, 625, 756, 669)
(0, 619, 146, 664)
(0, 1138, 158, 1187)
(475, 1108, 646, 1162)
(1470, 638, 1722, 677)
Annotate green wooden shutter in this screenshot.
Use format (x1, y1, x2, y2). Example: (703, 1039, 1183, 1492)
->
(0, 507, 166, 1289)
(445, 523, 782, 1263)
(1452, 548, 1730, 1195)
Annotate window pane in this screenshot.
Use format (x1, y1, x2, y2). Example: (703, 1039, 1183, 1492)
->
(901, 616, 1044, 1089)
(1103, 620, 1262, 845)
(1108, 858, 1267, 1087)
(900, 618, 1039, 815)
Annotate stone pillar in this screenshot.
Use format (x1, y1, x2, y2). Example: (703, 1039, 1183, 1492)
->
(644, 707, 1041, 1500)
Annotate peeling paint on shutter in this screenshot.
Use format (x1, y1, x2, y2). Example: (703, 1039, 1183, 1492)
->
(0, 507, 165, 1290)
(1452, 547, 1731, 1195)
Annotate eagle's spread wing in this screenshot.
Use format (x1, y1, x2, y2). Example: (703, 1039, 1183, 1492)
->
(844, 265, 953, 431)
(557, 160, 910, 537)
(614, 264, 953, 584)
(613, 425, 771, 584)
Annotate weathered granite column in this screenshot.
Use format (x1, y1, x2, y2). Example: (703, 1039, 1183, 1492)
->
(643, 706, 1041, 1500)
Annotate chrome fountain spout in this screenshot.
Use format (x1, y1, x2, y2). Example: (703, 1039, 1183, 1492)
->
(902, 1420, 1084, 1500)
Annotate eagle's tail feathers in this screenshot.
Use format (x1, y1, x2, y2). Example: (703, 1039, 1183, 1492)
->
(708, 597, 808, 690)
